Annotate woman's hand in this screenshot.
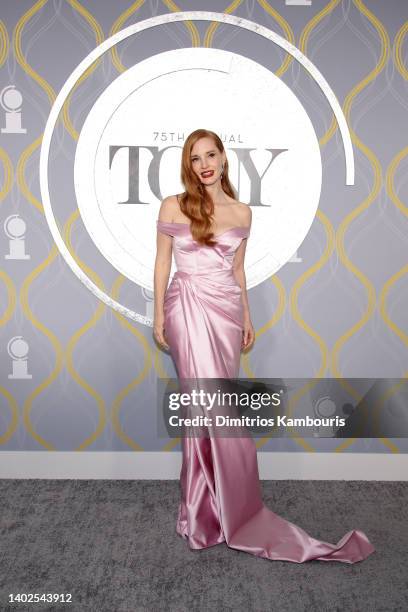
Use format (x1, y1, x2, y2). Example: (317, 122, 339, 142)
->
(153, 316, 170, 350)
(241, 317, 255, 351)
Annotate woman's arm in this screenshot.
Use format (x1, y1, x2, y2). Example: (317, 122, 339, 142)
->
(153, 198, 174, 349)
(232, 207, 255, 351)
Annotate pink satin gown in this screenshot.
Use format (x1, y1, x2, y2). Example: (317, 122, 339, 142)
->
(157, 219, 375, 564)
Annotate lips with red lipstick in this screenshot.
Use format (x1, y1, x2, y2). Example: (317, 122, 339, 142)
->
(201, 170, 214, 178)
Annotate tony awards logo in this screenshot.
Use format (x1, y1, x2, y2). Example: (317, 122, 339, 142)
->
(108, 143, 287, 207)
(40, 12, 353, 327)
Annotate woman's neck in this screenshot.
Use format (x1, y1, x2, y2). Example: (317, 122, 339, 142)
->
(203, 181, 226, 204)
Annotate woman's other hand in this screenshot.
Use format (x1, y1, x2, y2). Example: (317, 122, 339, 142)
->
(241, 318, 255, 351)
(154, 317, 170, 350)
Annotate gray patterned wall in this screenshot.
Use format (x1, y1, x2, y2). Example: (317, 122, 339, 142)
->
(0, 1, 407, 454)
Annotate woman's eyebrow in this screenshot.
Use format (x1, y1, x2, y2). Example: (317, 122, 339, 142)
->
(191, 150, 216, 157)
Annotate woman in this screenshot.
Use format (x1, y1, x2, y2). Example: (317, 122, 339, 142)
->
(153, 128, 375, 563)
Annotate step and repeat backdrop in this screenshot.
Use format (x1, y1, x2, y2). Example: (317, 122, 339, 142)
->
(1, 1, 407, 457)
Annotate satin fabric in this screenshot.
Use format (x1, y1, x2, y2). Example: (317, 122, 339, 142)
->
(157, 219, 375, 563)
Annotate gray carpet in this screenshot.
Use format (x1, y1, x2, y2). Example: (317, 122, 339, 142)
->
(0, 479, 406, 611)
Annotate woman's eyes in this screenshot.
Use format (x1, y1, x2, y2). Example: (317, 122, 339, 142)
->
(192, 153, 215, 161)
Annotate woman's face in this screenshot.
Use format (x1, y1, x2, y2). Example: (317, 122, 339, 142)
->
(190, 137, 226, 185)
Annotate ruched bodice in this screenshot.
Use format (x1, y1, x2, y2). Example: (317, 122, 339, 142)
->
(156, 220, 250, 277)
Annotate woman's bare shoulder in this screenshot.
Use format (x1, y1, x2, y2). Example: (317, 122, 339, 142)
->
(158, 194, 181, 222)
(234, 200, 252, 226)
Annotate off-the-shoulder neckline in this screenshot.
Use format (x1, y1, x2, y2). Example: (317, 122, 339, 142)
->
(156, 220, 250, 238)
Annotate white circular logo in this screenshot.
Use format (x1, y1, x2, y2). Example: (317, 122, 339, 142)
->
(41, 11, 354, 326)
(74, 47, 321, 291)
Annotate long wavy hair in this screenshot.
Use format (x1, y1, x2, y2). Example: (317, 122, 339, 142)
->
(178, 129, 237, 246)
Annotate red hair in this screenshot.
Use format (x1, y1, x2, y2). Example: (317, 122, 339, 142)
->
(178, 129, 237, 246)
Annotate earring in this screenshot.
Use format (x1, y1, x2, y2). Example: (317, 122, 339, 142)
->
(220, 163, 224, 179)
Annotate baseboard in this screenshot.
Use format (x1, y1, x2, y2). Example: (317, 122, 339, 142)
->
(0, 452, 406, 480)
